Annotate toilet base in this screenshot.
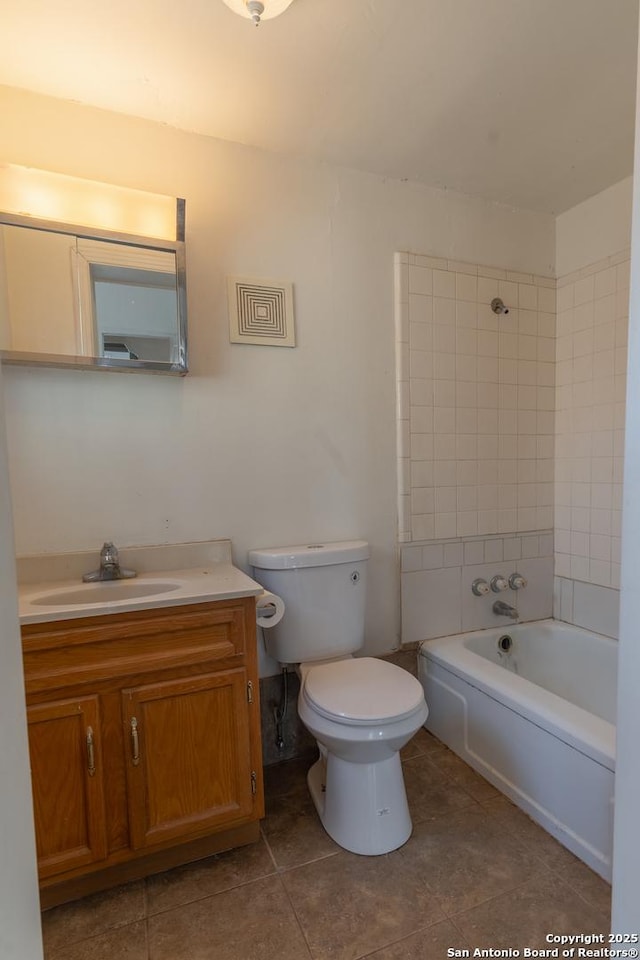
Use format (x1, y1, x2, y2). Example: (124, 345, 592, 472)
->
(307, 749, 413, 855)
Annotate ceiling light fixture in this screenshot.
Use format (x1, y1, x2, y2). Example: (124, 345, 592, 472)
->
(221, 0, 295, 26)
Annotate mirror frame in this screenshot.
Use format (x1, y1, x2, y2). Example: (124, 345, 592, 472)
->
(0, 200, 188, 375)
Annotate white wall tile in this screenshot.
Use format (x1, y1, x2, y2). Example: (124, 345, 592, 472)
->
(422, 543, 444, 570)
(456, 273, 477, 302)
(460, 556, 552, 632)
(408, 266, 433, 296)
(554, 253, 629, 602)
(434, 513, 457, 539)
(443, 541, 463, 566)
(401, 567, 462, 643)
(409, 293, 433, 323)
(411, 515, 435, 540)
(464, 540, 484, 565)
(401, 545, 423, 572)
(572, 580, 620, 639)
(484, 538, 503, 562)
(398, 254, 560, 551)
(433, 270, 456, 299)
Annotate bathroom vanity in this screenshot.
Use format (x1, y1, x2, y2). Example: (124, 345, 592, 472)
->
(18, 546, 264, 908)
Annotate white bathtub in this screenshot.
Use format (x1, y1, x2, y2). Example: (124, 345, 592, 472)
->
(418, 619, 616, 880)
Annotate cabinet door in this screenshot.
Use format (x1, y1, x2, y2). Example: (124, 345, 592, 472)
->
(122, 669, 255, 850)
(27, 696, 108, 879)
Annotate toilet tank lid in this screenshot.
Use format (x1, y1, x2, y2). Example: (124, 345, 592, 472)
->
(249, 540, 369, 570)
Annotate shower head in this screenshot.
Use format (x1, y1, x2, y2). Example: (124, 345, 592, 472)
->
(491, 297, 509, 315)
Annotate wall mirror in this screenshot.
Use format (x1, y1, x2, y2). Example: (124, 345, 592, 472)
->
(0, 172, 187, 375)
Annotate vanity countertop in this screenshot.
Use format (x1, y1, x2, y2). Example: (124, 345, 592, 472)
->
(18, 562, 264, 625)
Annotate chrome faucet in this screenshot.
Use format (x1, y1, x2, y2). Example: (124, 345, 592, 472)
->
(493, 599, 518, 619)
(82, 542, 137, 582)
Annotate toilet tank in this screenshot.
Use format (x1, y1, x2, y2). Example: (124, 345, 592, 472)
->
(248, 540, 369, 664)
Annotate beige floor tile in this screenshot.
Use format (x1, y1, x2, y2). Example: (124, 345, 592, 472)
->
(45, 920, 148, 960)
(262, 787, 340, 869)
(148, 875, 311, 960)
(557, 857, 612, 917)
(482, 796, 587, 872)
(428, 750, 499, 801)
(41, 745, 615, 960)
(41, 880, 145, 953)
(362, 919, 469, 959)
(401, 727, 448, 761)
(281, 846, 445, 960)
(398, 808, 544, 916)
(145, 835, 276, 916)
(403, 754, 479, 824)
(452, 873, 610, 947)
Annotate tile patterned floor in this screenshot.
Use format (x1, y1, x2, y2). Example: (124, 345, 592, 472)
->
(41, 727, 611, 960)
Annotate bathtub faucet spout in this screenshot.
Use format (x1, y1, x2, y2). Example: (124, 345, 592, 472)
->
(493, 600, 518, 619)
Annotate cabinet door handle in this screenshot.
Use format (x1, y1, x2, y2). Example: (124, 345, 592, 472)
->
(130, 717, 140, 766)
(86, 726, 96, 777)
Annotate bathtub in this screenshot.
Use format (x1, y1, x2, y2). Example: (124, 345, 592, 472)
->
(418, 619, 616, 880)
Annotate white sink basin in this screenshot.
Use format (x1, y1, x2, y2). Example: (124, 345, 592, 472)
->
(31, 580, 182, 606)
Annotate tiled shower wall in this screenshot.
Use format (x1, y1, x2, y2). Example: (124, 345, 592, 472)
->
(395, 253, 556, 542)
(395, 252, 556, 642)
(395, 249, 629, 645)
(553, 248, 630, 639)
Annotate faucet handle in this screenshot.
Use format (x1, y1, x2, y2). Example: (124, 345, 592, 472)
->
(472, 578, 490, 596)
(490, 575, 509, 593)
(100, 542, 119, 564)
(509, 572, 527, 590)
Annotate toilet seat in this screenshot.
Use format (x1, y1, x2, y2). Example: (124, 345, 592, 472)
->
(303, 657, 425, 726)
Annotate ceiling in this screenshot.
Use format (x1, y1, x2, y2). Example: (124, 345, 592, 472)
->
(1, 0, 638, 214)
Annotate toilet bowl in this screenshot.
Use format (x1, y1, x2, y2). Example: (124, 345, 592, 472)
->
(298, 657, 428, 855)
(248, 540, 430, 856)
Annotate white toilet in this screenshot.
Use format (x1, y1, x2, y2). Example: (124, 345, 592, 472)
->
(249, 540, 428, 856)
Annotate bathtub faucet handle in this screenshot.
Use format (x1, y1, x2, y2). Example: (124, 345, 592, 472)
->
(472, 578, 490, 596)
(490, 575, 509, 593)
(509, 572, 527, 590)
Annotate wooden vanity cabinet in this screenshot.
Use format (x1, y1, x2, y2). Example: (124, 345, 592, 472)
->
(22, 597, 264, 906)
(122, 669, 255, 850)
(27, 695, 108, 879)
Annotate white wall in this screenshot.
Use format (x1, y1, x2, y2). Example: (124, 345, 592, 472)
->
(556, 177, 633, 277)
(0, 85, 555, 663)
(0, 360, 43, 959)
(612, 13, 640, 930)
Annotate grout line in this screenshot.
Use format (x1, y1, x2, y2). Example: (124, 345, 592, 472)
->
(145, 868, 278, 921)
(475, 795, 591, 878)
(442, 871, 544, 922)
(260, 809, 342, 874)
(44, 919, 147, 960)
(258, 822, 281, 874)
(144, 829, 343, 923)
(276, 872, 315, 960)
(352, 917, 459, 960)
(142, 880, 150, 960)
(142, 874, 148, 918)
(41, 888, 146, 953)
(446, 913, 474, 950)
(552, 864, 612, 916)
(273, 849, 341, 874)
